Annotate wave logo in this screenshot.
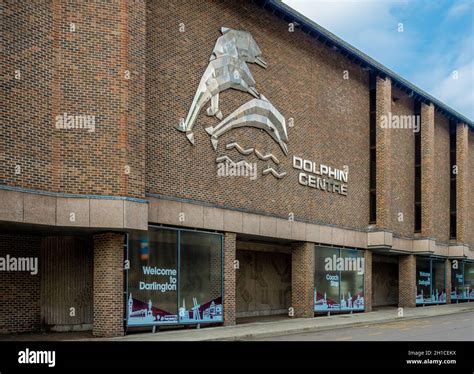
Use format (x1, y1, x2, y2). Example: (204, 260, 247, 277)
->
(177, 27, 288, 179)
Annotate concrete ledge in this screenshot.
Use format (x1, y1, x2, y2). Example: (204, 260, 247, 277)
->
(449, 244, 473, 260)
(412, 238, 436, 253)
(392, 237, 413, 252)
(433, 243, 449, 257)
(146, 197, 471, 258)
(368, 230, 393, 248)
(0, 189, 148, 230)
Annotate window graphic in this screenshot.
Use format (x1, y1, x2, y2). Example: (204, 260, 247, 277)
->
(416, 257, 446, 305)
(314, 246, 365, 312)
(464, 263, 474, 300)
(452, 261, 474, 301)
(127, 227, 223, 327)
(179, 231, 223, 323)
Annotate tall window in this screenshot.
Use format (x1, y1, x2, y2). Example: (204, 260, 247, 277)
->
(449, 120, 457, 239)
(414, 101, 421, 232)
(369, 73, 377, 223)
(314, 246, 365, 313)
(416, 257, 447, 305)
(127, 227, 223, 327)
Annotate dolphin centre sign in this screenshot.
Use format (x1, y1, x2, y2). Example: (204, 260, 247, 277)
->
(293, 156, 349, 196)
(177, 27, 350, 197)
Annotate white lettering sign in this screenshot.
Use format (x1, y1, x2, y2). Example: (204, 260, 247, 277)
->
(293, 156, 348, 195)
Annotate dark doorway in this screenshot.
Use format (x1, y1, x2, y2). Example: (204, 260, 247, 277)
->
(236, 242, 291, 319)
(372, 254, 399, 308)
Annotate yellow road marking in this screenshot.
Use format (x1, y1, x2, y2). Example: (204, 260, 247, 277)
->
(369, 332, 383, 336)
(335, 336, 353, 341)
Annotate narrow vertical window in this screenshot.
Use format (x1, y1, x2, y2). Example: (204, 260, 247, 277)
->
(369, 73, 377, 223)
(414, 101, 421, 232)
(449, 120, 457, 239)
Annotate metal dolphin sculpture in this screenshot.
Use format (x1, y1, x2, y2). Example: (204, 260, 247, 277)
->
(205, 95, 288, 155)
(177, 27, 267, 144)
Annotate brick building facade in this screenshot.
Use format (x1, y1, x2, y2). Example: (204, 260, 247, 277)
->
(1, 0, 473, 337)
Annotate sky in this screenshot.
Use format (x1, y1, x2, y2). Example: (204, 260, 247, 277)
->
(283, 0, 474, 120)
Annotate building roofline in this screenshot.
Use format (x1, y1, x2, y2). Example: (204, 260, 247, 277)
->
(255, 0, 473, 128)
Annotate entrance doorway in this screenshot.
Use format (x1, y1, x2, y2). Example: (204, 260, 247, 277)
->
(236, 241, 291, 319)
(372, 254, 399, 308)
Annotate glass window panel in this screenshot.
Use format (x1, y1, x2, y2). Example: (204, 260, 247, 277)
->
(464, 263, 474, 300)
(416, 257, 431, 304)
(179, 231, 223, 323)
(127, 228, 178, 326)
(314, 246, 340, 312)
(451, 262, 464, 300)
(432, 259, 446, 303)
(340, 249, 365, 311)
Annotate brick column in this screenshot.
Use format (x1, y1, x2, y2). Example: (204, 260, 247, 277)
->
(93, 232, 124, 337)
(376, 76, 392, 229)
(223, 232, 236, 326)
(421, 102, 435, 237)
(399, 254, 416, 308)
(456, 123, 469, 243)
(364, 249, 373, 312)
(291, 242, 314, 318)
(445, 259, 452, 304)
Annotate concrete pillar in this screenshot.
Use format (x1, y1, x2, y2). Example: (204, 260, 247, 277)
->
(375, 76, 392, 229)
(223, 232, 236, 326)
(364, 249, 373, 312)
(92, 232, 124, 337)
(445, 259, 452, 304)
(421, 102, 435, 237)
(456, 123, 469, 243)
(291, 242, 314, 318)
(399, 254, 416, 308)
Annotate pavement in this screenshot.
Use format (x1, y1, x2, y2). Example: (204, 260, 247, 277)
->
(108, 302, 474, 341)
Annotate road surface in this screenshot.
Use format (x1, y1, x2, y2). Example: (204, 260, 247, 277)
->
(253, 311, 474, 341)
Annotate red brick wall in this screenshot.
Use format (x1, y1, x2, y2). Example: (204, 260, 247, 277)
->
(291, 242, 314, 317)
(433, 111, 450, 243)
(0, 234, 41, 334)
(2, 0, 145, 198)
(223, 232, 236, 326)
(375, 76, 392, 229)
(146, 0, 370, 230)
(390, 87, 415, 237)
(456, 124, 469, 243)
(399, 254, 416, 308)
(468, 130, 474, 248)
(364, 249, 373, 312)
(93, 232, 124, 337)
